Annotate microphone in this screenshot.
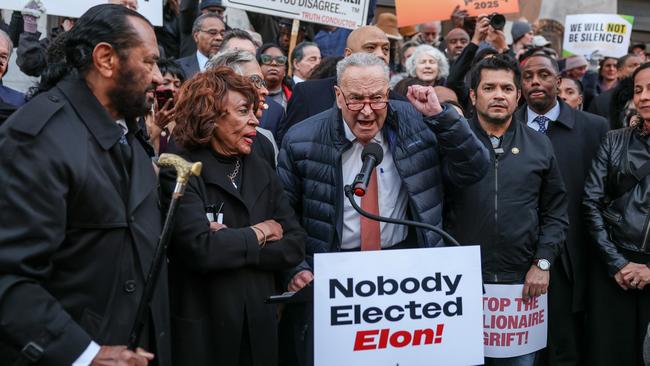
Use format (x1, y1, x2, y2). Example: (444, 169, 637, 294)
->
(352, 142, 384, 197)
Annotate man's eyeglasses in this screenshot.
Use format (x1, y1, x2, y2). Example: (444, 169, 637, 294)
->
(339, 90, 389, 111)
(199, 28, 225, 37)
(260, 54, 288, 66)
(249, 75, 267, 89)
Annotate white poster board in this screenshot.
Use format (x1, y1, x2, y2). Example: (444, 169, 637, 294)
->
(2, 0, 163, 26)
(222, 0, 368, 30)
(483, 284, 548, 358)
(563, 14, 634, 58)
(314, 246, 484, 366)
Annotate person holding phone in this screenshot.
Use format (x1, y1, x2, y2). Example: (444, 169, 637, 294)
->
(145, 58, 185, 154)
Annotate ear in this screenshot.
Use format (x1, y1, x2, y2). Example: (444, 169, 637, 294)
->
(193, 31, 200, 45)
(92, 42, 118, 79)
(516, 88, 521, 105)
(343, 48, 352, 58)
(334, 86, 344, 110)
(469, 88, 477, 106)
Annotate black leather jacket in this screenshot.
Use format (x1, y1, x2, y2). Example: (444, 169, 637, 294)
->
(583, 128, 650, 276)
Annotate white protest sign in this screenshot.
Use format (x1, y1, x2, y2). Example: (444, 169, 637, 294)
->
(483, 284, 547, 358)
(2, 0, 163, 26)
(222, 0, 368, 30)
(563, 14, 634, 58)
(314, 246, 484, 366)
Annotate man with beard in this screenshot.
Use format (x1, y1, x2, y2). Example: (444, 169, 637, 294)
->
(445, 54, 568, 366)
(176, 12, 225, 78)
(513, 53, 608, 366)
(0, 4, 170, 366)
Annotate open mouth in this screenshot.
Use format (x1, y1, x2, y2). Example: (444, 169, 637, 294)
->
(243, 131, 257, 145)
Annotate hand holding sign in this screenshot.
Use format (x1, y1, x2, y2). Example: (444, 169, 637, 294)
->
(522, 265, 549, 299)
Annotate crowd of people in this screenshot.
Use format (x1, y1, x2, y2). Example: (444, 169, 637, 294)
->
(1, 0, 650, 365)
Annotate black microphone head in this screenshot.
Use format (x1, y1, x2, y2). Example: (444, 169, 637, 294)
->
(361, 142, 384, 165)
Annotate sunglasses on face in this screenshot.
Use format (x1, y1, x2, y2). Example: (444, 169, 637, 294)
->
(260, 54, 287, 66)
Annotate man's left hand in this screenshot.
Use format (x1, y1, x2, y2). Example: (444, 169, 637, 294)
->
(522, 265, 549, 299)
(406, 85, 443, 117)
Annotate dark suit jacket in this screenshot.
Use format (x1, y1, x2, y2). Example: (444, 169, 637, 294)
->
(0, 77, 170, 365)
(176, 54, 200, 79)
(260, 97, 285, 144)
(160, 147, 305, 366)
(515, 100, 608, 311)
(587, 88, 614, 124)
(279, 76, 408, 143)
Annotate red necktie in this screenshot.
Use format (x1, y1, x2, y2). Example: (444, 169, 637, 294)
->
(360, 168, 381, 250)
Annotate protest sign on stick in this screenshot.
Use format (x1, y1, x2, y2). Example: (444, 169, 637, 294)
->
(222, 0, 368, 30)
(395, 0, 519, 27)
(314, 246, 484, 366)
(483, 284, 548, 358)
(3, 0, 163, 26)
(563, 14, 634, 58)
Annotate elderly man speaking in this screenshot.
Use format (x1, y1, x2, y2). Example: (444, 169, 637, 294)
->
(279, 51, 489, 291)
(277, 52, 488, 365)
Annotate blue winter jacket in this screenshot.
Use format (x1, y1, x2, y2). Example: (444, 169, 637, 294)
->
(277, 100, 489, 273)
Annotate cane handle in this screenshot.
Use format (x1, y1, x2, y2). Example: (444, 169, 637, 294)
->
(156, 153, 202, 184)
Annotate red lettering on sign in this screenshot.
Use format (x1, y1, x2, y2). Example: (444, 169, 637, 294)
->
(353, 325, 444, 351)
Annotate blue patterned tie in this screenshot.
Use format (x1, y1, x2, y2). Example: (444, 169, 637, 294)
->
(118, 124, 129, 145)
(533, 115, 550, 134)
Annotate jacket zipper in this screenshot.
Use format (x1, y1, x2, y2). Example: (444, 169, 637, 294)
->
(642, 216, 650, 252)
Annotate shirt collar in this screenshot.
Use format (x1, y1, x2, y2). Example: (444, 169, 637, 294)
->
(115, 119, 128, 135)
(526, 100, 561, 123)
(196, 50, 209, 72)
(293, 75, 305, 84)
(342, 118, 383, 144)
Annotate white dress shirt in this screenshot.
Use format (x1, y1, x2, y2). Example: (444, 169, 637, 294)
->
(340, 122, 408, 250)
(196, 50, 209, 72)
(292, 75, 306, 84)
(526, 101, 561, 132)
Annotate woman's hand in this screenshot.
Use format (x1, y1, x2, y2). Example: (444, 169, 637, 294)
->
(621, 262, 650, 290)
(155, 98, 175, 130)
(252, 219, 283, 243)
(209, 222, 227, 232)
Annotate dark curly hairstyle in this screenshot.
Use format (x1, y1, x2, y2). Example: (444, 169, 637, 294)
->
(173, 66, 259, 150)
(38, 4, 149, 92)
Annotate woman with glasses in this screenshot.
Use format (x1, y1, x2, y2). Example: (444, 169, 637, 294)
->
(161, 67, 305, 366)
(257, 43, 292, 109)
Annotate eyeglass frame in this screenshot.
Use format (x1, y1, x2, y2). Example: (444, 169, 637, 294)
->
(248, 74, 267, 89)
(336, 87, 390, 112)
(198, 28, 225, 38)
(260, 54, 288, 66)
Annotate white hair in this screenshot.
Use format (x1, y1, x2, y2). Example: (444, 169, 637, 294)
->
(336, 53, 389, 85)
(405, 44, 449, 81)
(0, 30, 13, 59)
(207, 49, 256, 74)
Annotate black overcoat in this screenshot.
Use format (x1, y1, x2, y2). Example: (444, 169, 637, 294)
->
(160, 147, 305, 366)
(0, 76, 170, 365)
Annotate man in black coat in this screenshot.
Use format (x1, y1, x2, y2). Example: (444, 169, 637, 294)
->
(515, 54, 608, 366)
(278, 25, 406, 143)
(0, 5, 170, 365)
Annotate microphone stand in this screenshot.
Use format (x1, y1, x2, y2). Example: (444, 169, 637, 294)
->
(344, 185, 460, 246)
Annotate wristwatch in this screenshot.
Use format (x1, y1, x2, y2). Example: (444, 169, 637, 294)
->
(534, 259, 551, 271)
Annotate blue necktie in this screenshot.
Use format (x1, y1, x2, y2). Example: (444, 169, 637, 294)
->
(533, 115, 550, 134)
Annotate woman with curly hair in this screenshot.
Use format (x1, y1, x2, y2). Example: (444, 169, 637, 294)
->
(160, 66, 305, 366)
(392, 44, 449, 97)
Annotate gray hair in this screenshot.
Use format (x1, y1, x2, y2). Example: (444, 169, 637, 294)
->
(405, 44, 449, 80)
(336, 53, 389, 85)
(206, 49, 256, 74)
(0, 30, 13, 59)
(191, 12, 224, 34)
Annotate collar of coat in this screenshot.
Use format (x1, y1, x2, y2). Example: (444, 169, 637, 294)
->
(57, 75, 142, 150)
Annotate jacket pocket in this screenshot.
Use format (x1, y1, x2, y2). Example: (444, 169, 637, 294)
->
(80, 308, 104, 339)
(602, 208, 622, 226)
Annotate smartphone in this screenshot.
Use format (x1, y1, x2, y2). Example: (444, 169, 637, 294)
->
(155, 89, 174, 108)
